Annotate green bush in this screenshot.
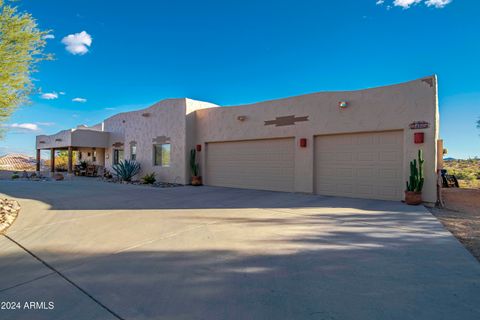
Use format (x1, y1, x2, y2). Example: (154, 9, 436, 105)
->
(142, 172, 156, 184)
(11, 174, 19, 180)
(112, 160, 141, 181)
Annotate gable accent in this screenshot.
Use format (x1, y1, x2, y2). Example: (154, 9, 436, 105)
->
(264, 115, 309, 127)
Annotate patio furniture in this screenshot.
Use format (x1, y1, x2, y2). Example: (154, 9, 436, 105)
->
(86, 165, 96, 177)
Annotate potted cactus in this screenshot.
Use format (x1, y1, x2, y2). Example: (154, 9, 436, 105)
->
(405, 149, 424, 205)
(190, 149, 202, 186)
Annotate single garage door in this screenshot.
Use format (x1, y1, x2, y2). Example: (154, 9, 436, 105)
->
(315, 131, 403, 201)
(206, 138, 295, 192)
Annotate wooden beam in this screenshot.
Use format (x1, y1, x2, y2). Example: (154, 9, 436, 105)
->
(36, 149, 41, 171)
(68, 146, 73, 174)
(50, 148, 55, 172)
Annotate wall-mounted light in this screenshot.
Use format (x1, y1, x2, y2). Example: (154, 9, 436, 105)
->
(237, 115, 247, 121)
(196, 144, 202, 152)
(299, 138, 307, 148)
(414, 132, 424, 144)
(339, 101, 348, 109)
(142, 113, 150, 117)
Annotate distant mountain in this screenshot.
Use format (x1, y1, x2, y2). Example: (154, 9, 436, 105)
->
(444, 157, 457, 161)
(0, 153, 39, 171)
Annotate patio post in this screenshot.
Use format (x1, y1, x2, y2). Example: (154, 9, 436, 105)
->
(50, 148, 55, 173)
(36, 149, 41, 172)
(67, 146, 73, 174)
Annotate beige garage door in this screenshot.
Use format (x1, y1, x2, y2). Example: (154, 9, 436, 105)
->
(206, 138, 295, 192)
(315, 131, 403, 201)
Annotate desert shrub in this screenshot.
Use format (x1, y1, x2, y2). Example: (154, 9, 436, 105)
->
(112, 160, 141, 181)
(11, 174, 19, 180)
(142, 172, 156, 184)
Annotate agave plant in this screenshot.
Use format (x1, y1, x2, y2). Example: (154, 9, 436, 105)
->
(112, 160, 141, 181)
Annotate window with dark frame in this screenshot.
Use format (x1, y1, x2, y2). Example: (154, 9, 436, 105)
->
(153, 143, 170, 167)
(131, 144, 137, 161)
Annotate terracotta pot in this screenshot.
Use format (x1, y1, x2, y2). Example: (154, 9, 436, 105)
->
(405, 191, 422, 205)
(191, 176, 202, 186)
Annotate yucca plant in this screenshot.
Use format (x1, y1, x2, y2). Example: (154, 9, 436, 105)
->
(142, 172, 156, 184)
(112, 160, 141, 182)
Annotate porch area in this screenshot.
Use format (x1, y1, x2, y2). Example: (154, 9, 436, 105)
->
(35, 127, 110, 176)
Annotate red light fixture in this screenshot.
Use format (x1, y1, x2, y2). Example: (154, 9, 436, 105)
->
(414, 132, 424, 144)
(299, 138, 307, 148)
(196, 144, 202, 152)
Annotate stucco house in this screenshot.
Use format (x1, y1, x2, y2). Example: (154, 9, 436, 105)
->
(36, 76, 441, 203)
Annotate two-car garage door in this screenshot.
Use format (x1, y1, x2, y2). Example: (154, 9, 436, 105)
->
(205, 131, 403, 200)
(206, 138, 295, 192)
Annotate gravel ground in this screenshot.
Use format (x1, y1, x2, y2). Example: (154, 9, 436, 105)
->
(429, 188, 480, 262)
(0, 199, 21, 233)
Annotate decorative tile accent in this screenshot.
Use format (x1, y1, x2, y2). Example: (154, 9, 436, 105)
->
(152, 136, 170, 144)
(129, 141, 137, 146)
(264, 115, 309, 127)
(112, 142, 124, 148)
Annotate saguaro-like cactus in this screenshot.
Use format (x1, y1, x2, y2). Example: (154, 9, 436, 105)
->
(406, 149, 424, 192)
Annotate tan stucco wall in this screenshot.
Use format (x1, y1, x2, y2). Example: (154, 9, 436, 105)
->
(103, 99, 188, 183)
(194, 76, 439, 202)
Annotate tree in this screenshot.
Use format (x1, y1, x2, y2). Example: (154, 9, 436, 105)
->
(0, 0, 51, 137)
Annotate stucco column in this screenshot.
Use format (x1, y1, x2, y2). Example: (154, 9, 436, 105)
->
(67, 146, 73, 174)
(50, 148, 55, 173)
(36, 149, 41, 172)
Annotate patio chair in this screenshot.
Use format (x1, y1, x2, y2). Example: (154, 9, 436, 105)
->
(86, 165, 96, 177)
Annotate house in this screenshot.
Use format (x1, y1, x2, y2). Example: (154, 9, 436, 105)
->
(36, 76, 440, 203)
(0, 153, 39, 171)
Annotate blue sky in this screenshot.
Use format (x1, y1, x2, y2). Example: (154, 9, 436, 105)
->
(1, 0, 479, 158)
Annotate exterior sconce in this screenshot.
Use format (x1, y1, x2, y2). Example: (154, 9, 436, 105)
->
(339, 101, 348, 109)
(142, 113, 150, 117)
(299, 138, 307, 148)
(237, 115, 247, 121)
(196, 144, 202, 152)
(414, 132, 424, 144)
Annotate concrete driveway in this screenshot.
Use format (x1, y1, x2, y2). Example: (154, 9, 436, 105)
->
(0, 179, 479, 320)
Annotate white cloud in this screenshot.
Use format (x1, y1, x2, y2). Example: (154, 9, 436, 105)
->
(72, 97, 87, 103)
(104, 107, 116, 111)
(35, 122, 56, 126)
(59, 91, 66, 95)
(43, 34, 55, 40)
(381, 0, 452, 8)
(61, 31, 92, 55)
(3, 123, 39, 132)
(394, 0, 421, 8)
(425, 0, 452, 8)
(40, 92, 58, 100)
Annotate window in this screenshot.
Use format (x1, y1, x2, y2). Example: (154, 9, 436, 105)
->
(92, 151, 97, 162)
(154, 143, 170, 167)
(113, 149, 124, 165)
(130, 145, 137, 161)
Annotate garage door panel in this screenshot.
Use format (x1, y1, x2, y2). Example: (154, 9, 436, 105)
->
(315, 131, 403, 201)
(206, 138, 294, 192)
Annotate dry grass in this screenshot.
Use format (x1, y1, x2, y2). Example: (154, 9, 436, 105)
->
(444, 159, 480, 189)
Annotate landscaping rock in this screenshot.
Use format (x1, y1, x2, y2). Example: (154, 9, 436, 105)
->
(53, 173, 64, 181)
(0, 199, 20, 233)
